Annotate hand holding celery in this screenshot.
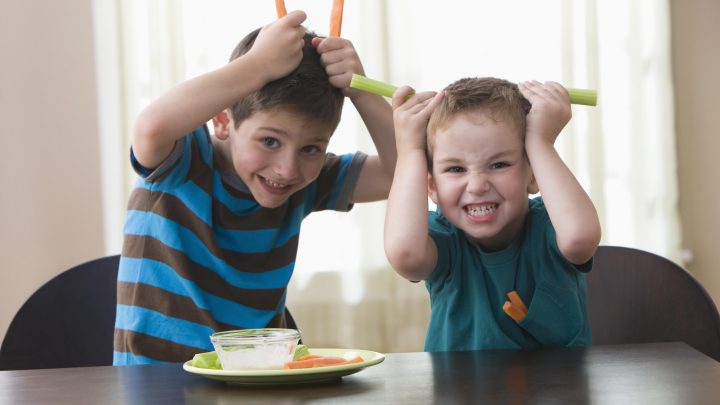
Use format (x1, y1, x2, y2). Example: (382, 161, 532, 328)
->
(350, 74, 597, 106)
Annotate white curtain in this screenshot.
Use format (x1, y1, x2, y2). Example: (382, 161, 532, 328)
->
(97, 0, 680, 353)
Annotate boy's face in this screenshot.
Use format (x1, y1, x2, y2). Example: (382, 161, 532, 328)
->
(428, 111, 538, 252)
(218, 109, 333, 208)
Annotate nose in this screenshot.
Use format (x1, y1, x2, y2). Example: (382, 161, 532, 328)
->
(467, 171, 490, 194)
(272, 151, 300, 180)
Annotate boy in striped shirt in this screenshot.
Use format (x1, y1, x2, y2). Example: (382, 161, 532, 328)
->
(114, 11, 395, 364)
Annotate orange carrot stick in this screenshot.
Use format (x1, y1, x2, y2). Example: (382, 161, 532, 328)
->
(283, 355, 364, 369)
(284, 358, 318, 369)
(507, 291, 528, 315)
(295, 355, 324, 361)
(503, 301, 527, 323)
(329, 0, 344, 37)
(276, 0, 287, 18)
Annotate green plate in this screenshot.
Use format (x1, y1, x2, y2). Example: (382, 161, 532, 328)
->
(182, 348, 385, 385)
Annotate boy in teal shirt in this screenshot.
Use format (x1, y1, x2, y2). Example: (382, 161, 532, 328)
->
(384, 78, 601, 351)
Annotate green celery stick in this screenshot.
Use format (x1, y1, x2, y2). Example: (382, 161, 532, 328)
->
(350, 74, 597, 106)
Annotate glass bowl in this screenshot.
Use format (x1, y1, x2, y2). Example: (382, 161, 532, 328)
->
(210, 328, 301, 370)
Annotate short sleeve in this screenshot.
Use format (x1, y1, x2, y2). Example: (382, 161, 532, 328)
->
(307, 152, 366, 213)
(425, 210, 455, 286)
(129, 125, 212, 186)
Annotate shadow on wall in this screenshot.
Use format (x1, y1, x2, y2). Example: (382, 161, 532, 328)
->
(286, 268, 430, 353)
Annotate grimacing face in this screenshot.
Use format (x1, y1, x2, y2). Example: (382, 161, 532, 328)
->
(428, 111, 538, 252)
(221, 109, 333, 208)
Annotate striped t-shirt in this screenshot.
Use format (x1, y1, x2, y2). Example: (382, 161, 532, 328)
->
(113, 126, 366, 365)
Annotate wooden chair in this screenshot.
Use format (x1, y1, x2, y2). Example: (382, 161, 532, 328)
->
(586, 245, 720, 361)
(0, 255, 300, 370)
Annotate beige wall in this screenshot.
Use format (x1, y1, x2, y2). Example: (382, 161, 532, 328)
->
(0, 0, 105, 341)
(1, 0, 719, 344)
(671, 0, 720, 306)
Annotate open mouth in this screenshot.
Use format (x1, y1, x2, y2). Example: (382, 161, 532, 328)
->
(465, 203, 498, 217)
(260, 176, 291, 194)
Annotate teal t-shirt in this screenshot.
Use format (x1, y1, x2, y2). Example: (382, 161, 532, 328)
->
(424, 197, 593, 351)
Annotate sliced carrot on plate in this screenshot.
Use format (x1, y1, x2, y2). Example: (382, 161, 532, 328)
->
(284, 354, 364, 369)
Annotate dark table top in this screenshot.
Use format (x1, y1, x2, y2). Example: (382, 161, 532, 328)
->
(1, 342, 719, 404)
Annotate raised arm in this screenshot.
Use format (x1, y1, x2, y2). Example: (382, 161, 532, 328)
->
(383, 87, 445, 281)
(519, 80, 601, 265)
(132, 11, 308, 169)
(312, 37, 396, 202)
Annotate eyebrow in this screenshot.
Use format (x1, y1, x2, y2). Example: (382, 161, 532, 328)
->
(257, 127, 331, 144)
(434, 150, 519, 165)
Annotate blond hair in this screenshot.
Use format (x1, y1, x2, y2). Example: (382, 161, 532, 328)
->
(426, 77, 530, 162)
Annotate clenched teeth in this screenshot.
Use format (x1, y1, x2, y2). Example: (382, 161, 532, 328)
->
(466, 203, 498, 216)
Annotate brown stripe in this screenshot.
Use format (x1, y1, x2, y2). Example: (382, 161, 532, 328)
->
(313, 153, 343, 210)
(122, 235, 287, 310)
(114, 328, 204, 363)
(217, 174, 308, 211)
(117, 282, 216, 327)
(117, 282, 245, 331)
(128, 187, 216, 246)
(221, 234, 299, 273)
(185, 134, 213, 195)
(213, 197, 294, 230)
(125, 187, 300, 273)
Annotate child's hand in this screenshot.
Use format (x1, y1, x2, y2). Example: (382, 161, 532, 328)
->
(248, 10, 307, 83)
(312, 37, 365, 98)
(518, 80, 572, 145)
(391, 87, 444, 152)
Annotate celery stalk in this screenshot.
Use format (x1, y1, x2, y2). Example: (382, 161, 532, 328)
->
(565, 87, 597, 106)
(350, 74, 597, 106)
(350, 74, 398, 98)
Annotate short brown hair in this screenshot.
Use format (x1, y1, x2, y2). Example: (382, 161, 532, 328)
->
(228, 28, 344, 133)
(426, 77, 530, 160)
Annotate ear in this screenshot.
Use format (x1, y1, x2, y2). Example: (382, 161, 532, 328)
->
(212, 110, 232, 140)
(428, 172, 440, 205)
(527, 171, 539, 195)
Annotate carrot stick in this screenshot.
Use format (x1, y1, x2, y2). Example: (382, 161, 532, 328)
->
(503, 301, 527, 323)
(295, 355, 324, 361)
(284, 358, 318, 369)
(275, 0, 287, 18)
(329, 0, 344, 37)
(507, 291, 528, 315)
(283, 355, 364, 369)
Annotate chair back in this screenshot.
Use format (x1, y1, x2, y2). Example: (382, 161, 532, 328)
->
(587, 245, 720, 361)
(0, 255, 302, 369)
(0, 255, 120, 370)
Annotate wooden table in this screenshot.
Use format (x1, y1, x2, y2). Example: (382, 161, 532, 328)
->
(1, 342, 719, 404)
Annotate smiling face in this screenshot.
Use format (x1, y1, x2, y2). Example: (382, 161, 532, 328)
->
(215, 109, 333, 208)
(428, 111, 538, 252)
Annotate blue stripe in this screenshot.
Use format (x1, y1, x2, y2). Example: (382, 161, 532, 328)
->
(156, 137, 193, 186)
(113, 351, 175, 365)
(212, 172, 259, 212)
(133, 180, 213, 225)
(115, 305, 215, 350)
(325, 155, 352, 209)
(124, 211, 294, 288)
(302, 181, 318, 216)
(214, 205, 304, 252)
(118, 257, 279, 326)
